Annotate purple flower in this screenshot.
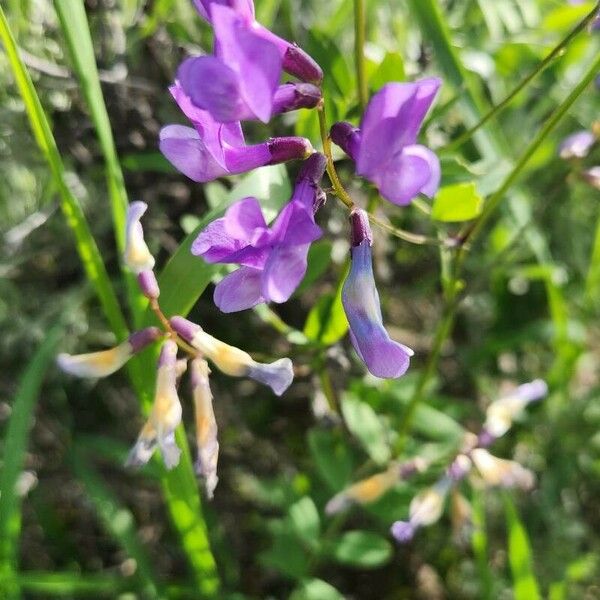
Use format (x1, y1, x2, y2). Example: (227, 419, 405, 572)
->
(192, 0, 322, 83)
(159, 82, 313, 182)
(192, 153, 326, 311)
(331, 79, 441, 206)
(558, 130, 596, 159)
(342, 209, 414, 378)
(178, 4, 321, 123)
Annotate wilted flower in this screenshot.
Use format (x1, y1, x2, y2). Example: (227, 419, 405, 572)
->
(178, 5, 321, 123)
(170, 316, 294, 395)
(331, 79, 441, 206)
(192, 153, 326, 311)
(160, 82, 313, 183)
(325, 458, 427, 515)
(57, 327, 162, 378)
(342, 208, 414, 378)
(479, 378, 548, 445)
(124, 202, 160, 300)
(470, 448, 535, 490)
(391, 477, 452, 543)
(558, 130, 596, 159)
(192, 0, 322, 83)
(190, 358, 219, 498)
(126, 340, 183, 470)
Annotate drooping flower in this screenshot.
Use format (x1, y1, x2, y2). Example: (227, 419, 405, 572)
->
(57, 327, 162, 378)
(190, 358, 220, 498)
(126, 340, 183, 470)
(478, 379, 548, 446)
(582, 166, 600, 189)
(558, 130, 596, 159)
(192, 152, 326, 311)
(331, 79, 441, 206)
(170, 316, 294, 395)
(160, 82, 313, 182)
(192, 0, 322, 84)
(391, 477, 452, 543)
(341, 208, 414, 378)
(178, 4, 321, 123)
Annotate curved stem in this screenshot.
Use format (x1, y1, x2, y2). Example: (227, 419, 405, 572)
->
(443, 3, 600, 152)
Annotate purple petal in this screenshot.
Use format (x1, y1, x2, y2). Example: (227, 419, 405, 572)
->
(403, 145, 441, 198)
(391, 520, 415, 544)
(270, 199, 322, 246)
(212, 4, 282, 123)
(374, 148, 434, 206)
(558, 130, 596, 159)
(358, 79, 441, 177)
(246, 357, 294, 395)
(342, 242, 413, 378)
(330, 121, 361, 161)
(223, 197, 269, 243)
(214, 267, 265, 312)
(193, 0, 255, 22)
(192, 218, 246, 262)
(223, 142, 272, 174)
(261, 243, 311, 303)
(159, 125, 229, 182)
(178, 56, 249, 123)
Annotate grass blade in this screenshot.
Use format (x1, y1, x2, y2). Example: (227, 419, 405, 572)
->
(69, 450, 163, 598)
(504, 495, 541, 600)
(0, 7, 128, 339)
(0, 325, 62, 600)
(52, 0, 145, 324)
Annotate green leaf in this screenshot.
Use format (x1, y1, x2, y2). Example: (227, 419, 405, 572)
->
(295, 240, 332, 296)
(303, 264, 349, 345)
(290, 578, 345, 600)
(432, 182, 483, 222)
(370, 52, 405, 90)
(260, 521, 310, 580)
(288, 497, 321, 548)
(307, 429, 353, 491)
(504, 495, 541, 600)
(0, 325, 62, 599)
(342, 395, 391, 465)
(0, 6, 128, 339)
(330, 531, 392, 568)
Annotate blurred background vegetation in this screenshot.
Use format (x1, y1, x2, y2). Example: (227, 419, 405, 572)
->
(1, 0, 600, 598)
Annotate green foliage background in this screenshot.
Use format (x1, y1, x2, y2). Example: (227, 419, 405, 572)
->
(1, 0, 599, 598)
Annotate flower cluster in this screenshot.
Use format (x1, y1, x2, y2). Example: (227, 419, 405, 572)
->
(323, 380, 548, 542)
(156, 0, 444, 380)
(57, 202, 294, 498)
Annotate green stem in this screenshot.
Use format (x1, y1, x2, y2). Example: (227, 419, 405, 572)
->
(443, 2, 600, 152)
(459, 50, 600, 254)
(354, 0, 368, 111)
(395, 296, 458, 454)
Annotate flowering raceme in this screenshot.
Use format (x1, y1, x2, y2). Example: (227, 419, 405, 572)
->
(57, 202, 295, 497)
(192, 153, 326, 311)
(331, 78, 442, 206)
